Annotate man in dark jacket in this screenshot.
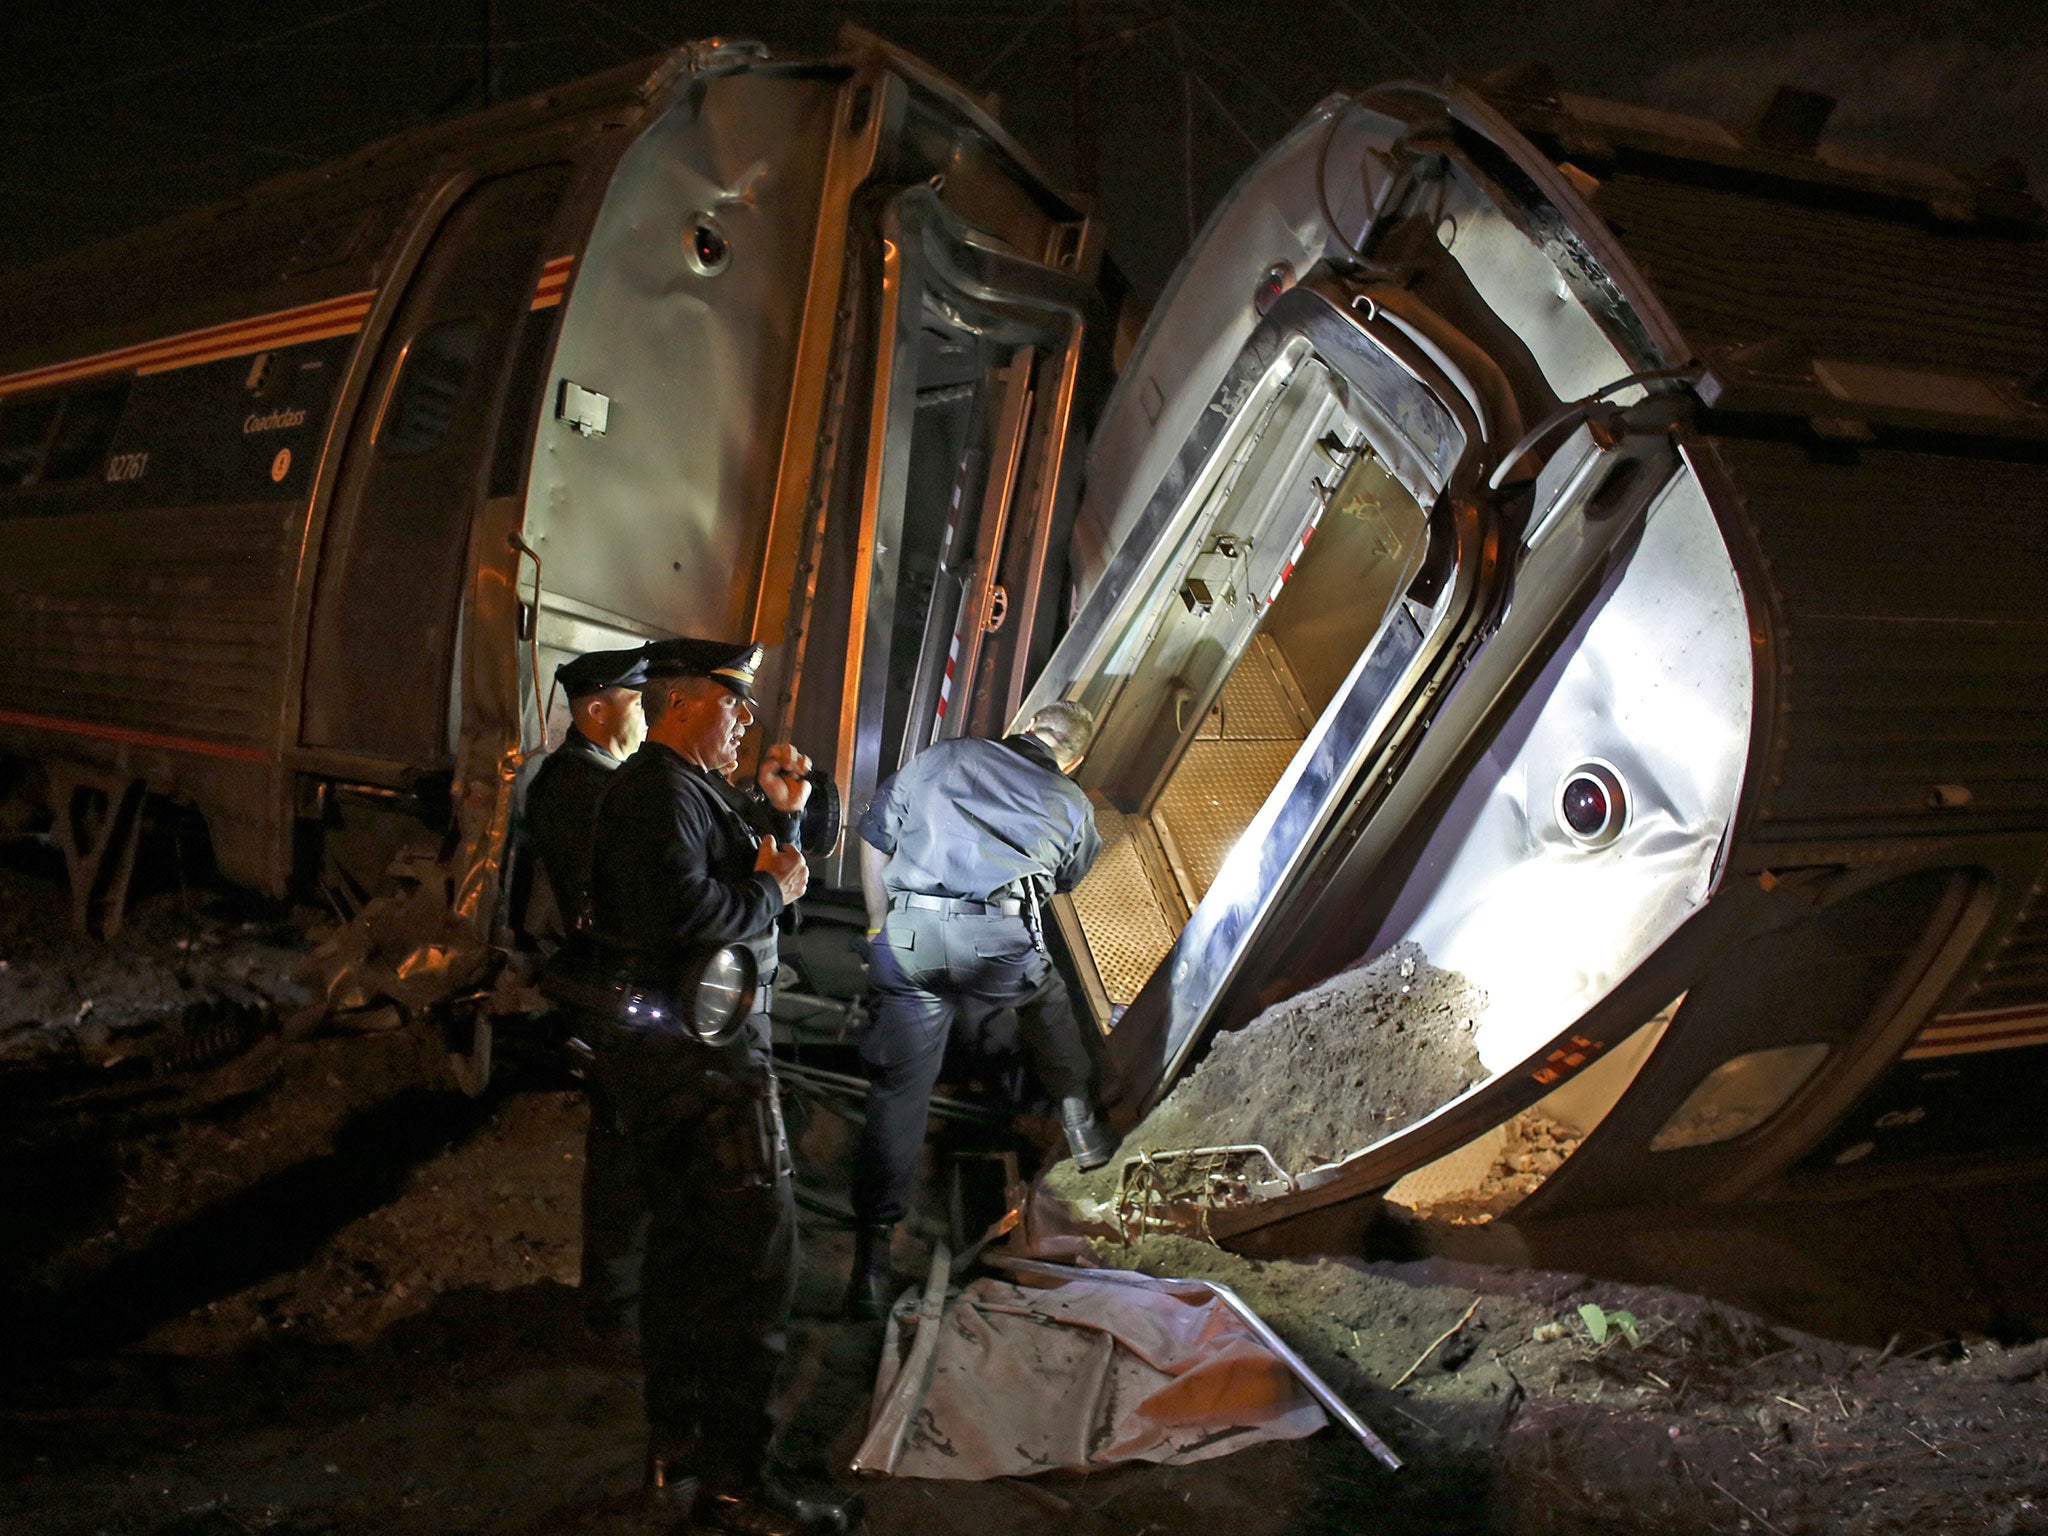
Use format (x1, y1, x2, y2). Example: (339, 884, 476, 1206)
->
(523, 645, 649, 1340)
(584, 638, 857, 1536)
(525, 645, 649, 930)
(847, 700, 1113, 1319)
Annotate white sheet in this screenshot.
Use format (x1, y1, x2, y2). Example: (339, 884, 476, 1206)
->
(853, 1268, 1327, 1479)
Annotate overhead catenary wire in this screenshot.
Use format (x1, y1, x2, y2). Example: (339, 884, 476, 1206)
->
(968, 0, 1065, 89)
(1158, 6, 1300, 131)
(0, 0, 411, 112)
(1138, 24, 1261, 158)
(1322, 0, 1454, 78)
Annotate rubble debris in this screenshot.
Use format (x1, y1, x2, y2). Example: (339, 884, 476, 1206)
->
(1052, 942, 1485, 1212)
(1389, 1110, 1585, 1224)
(0, 866, 311, 1080)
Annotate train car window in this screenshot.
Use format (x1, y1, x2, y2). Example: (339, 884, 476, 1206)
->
(41, 380, 131, 481)
(379, 318, 484, 459)
(0, 395, 62, 488)
(486, 308, 560, 499)
(301, 162, 572, 766)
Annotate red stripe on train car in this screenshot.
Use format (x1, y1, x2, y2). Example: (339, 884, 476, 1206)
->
(0, 707, 272, 766)
(0, 291, 375, 398)
(1903, 1006, 2048, 1059)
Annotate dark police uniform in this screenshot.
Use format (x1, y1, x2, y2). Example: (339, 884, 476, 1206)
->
(522, 645, 649, 1338)
(527, 728, 622, 926)
(580, 641, 804, 1500)
(853, 732, 1104, 1229)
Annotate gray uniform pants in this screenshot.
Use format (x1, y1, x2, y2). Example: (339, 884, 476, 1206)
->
(853, 907, 1095, 1226)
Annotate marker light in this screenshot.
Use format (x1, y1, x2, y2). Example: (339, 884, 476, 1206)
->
(1556, 761, 1627, 847)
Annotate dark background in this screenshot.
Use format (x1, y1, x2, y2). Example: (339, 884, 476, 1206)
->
(3, 1, 2045, 302)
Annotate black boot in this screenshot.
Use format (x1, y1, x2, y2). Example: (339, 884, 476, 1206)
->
(691, 1473, 863, 1536)
(844, 1223, 895, 1321)
(1059, 1096, 1115, 1171)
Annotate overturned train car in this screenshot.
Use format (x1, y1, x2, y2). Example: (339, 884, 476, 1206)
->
(0, 31, 1112, 1003)
(1034, 76, 2048, 1238)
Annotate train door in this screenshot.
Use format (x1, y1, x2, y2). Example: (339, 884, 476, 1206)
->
(1017, 272, 1498, 1099)
(799, 184, 1098, 881)
(301, 165, 570, 772)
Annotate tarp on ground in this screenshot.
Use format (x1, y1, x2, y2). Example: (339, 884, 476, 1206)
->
(853, 1266, 1327, 1479)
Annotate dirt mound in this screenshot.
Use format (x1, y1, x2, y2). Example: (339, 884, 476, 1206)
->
(1394, 1111, 1584, 1226)
(1058, 943, 1484, 1209)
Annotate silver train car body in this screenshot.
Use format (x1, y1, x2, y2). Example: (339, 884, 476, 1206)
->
(0, 32, 1110, 952)
(1029, 74, 2048, 1239)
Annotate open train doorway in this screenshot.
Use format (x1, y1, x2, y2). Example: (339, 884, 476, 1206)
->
(1027, 299, 1476, 1063)
(1066, 421, 1431, 1015)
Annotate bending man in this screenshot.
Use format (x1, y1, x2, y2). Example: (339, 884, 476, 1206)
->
(848, 701, 1113, 1320)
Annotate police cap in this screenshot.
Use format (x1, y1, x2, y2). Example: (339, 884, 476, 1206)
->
(643, 638, 764, 702)
(554, 645, 650, 700)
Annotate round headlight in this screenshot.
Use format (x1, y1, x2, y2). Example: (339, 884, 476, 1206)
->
(679, 944, 758, 1046)
(684, 211, 732, 277)
(1556, 761, 1628, 848)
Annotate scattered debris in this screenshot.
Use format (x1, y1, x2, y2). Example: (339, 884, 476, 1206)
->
(1391, 1109, 1584, 1224)
(1392, 1297, 1482, 1390)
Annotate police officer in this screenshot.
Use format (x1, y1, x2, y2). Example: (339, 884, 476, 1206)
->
(525, 645, 649, 931)
(847, 700, 1114, 1320)
(584, 638, 858, 1536)
(523, 645, 651, 1343)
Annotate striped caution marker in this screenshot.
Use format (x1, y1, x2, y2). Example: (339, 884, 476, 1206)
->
(531, 255, 574, 310)
(1267, 502, 1326, 605)
(1903, 1005, 2048, 1060)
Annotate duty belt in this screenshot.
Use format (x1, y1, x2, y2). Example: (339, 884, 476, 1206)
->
(892, 892, 1025, 917)
(544, 968, 773, 1027)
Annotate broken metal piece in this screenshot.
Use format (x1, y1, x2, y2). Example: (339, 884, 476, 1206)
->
(1113, 1142, 1301, 1240)
(854, 1237, 952, 1473)
(50, 769, 147, 939)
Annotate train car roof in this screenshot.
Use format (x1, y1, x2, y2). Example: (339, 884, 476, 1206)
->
(1458, 64, 2043, 229)
(0, 28, 1066, 385)
(0, 52, 684, 379)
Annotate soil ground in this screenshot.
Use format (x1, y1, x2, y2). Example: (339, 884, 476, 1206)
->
(1114, 942, 1487, 1176)
(5, 856, 2048, 1535)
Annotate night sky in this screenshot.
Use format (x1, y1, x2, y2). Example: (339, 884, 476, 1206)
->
(3, 1, 2045, 301)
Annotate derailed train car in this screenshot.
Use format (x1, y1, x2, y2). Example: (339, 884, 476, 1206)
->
(0, 31, 1113, 1023)
(1033, 71, 2048, 1241)
(3, 29, 2046, 1235)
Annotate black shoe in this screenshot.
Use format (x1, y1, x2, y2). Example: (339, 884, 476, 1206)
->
(1059, 1097, 1116, 1171)
(844, 1223, 895, 1322)
(691, 1474, 863, 1536)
